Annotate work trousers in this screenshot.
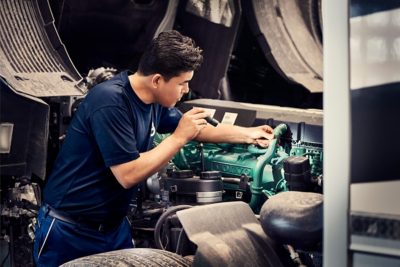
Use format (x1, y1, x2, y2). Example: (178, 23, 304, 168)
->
(33, 205, 134, 267)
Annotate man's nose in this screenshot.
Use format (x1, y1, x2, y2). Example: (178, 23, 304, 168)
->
(183, 84, 190, 94)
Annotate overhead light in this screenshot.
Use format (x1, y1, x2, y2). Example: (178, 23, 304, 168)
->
(0, 123, 14, 154)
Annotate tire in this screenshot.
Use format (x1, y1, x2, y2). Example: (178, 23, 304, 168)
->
(243, 0, 323, 92)
(60, 248, 193, 267)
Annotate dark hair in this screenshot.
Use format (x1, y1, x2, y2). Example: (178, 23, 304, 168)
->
(138, 30, 203, 80)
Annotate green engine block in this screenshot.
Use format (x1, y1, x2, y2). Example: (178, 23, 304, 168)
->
(154, 124, 323, 212)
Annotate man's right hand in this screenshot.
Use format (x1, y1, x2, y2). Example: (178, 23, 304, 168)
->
(111, 107, 209, 189)
(173, 107, 209, 143)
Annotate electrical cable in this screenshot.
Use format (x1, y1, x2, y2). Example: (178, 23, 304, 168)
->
(154, 205, 192, 250)
(175, 228, 184, 254)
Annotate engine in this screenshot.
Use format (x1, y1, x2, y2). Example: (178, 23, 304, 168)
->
(151, 123, 322, 209)
(129, 118, 323, 254)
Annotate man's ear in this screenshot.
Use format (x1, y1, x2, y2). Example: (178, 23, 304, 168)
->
(151, 74, 163, 88)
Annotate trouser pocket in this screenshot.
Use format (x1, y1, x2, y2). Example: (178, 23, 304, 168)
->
(33, 206, 56, 263)
(37, 217, 56, 259)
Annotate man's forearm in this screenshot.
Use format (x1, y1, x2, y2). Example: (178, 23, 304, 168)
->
(110, 134, 186, 188)
(195, 124, 251, 144)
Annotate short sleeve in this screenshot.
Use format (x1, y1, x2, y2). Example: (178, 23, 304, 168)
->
(157, 107, 182, 133)
(90, 106, 139, 167)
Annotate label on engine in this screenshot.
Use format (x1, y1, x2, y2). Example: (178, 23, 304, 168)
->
(221, 112, 238, 125)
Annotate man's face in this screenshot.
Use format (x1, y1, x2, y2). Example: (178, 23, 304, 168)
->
(157, 71, 193, 107)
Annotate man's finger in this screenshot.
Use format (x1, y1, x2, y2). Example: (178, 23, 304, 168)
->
(191, 111, 211, 120)
(186, 107, 205, 114)
(260, 132, 274, 140)
(194, 118, 208, 125)
(256, 139, 270, 148)
(262, 125, 274, 133)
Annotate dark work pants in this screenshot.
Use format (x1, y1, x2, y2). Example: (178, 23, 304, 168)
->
(33, 206, 134, 267)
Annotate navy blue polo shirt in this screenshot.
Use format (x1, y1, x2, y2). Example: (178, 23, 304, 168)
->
(44, 71, 181, 223)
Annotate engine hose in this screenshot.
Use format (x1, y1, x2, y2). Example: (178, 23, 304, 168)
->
(249, 124, 288, 211)
(154, 205, 193, 250)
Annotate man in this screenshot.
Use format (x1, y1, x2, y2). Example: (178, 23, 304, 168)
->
(34, 30, 274, 266)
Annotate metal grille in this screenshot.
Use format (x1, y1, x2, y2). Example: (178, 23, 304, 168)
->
(0, 0, 65, 73)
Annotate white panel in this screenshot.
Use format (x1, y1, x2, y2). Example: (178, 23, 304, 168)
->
(351, 181, 400, 215)
(350, 8, 400, 90)
(323, 0, 351, 267)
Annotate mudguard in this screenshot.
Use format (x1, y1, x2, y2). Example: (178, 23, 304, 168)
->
(176, 201, 284, 267)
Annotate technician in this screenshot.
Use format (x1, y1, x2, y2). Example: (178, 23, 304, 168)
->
(34, 30, 274, 266)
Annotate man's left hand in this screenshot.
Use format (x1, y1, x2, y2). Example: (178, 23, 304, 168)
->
(249, 125, 274, 148)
